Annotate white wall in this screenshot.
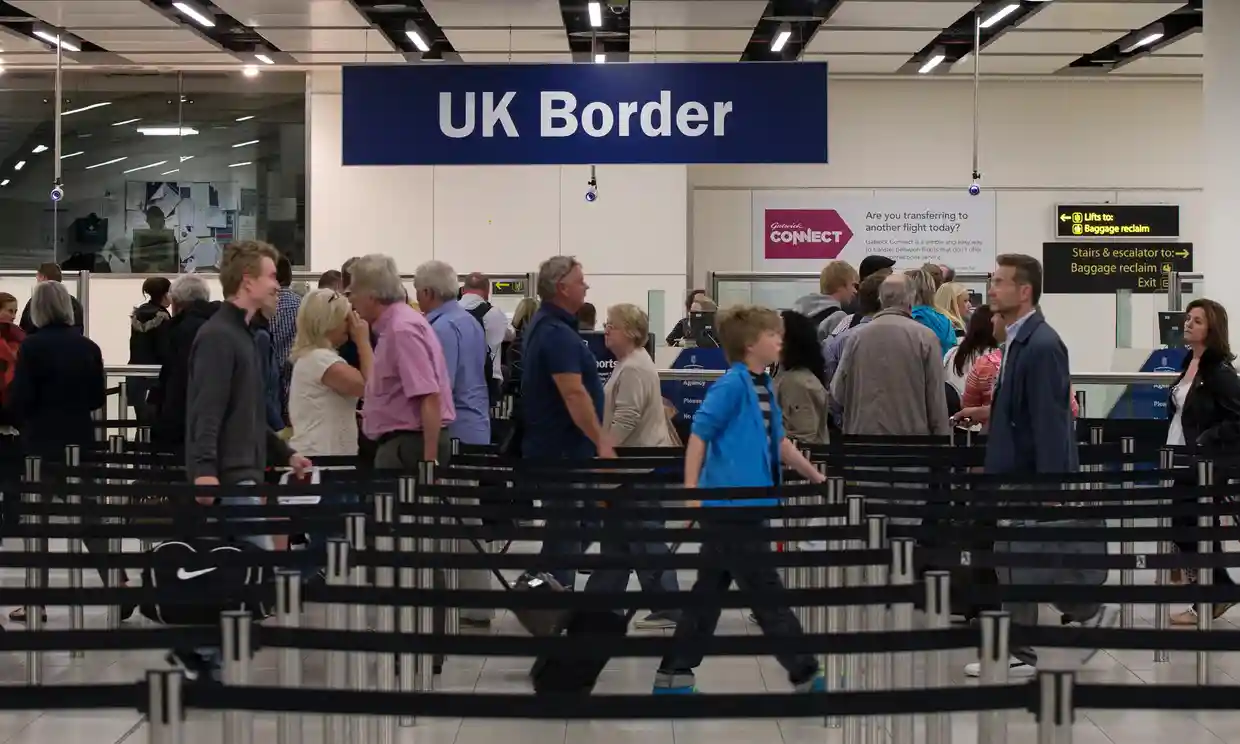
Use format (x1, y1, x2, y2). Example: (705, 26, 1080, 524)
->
(691, 78, 1203, 375)
(306, 69, 689, 339)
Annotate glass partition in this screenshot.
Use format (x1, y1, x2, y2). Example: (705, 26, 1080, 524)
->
(709, 270, 992, 311)
(647, 288, 666, 342)
(0, 71, 57, 268)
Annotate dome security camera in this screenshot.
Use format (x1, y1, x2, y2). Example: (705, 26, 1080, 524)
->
(585, 177, 598, 203)
(968, 182, 981, 196)
(50, 181, 64, 202)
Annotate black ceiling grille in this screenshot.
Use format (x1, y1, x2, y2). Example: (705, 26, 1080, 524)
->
(1067, 0, 1201, 73)
(146, 0, 281, 57)
(0, 1, 106, 53)
(559, 1, 630, 63)
(350, 0, 457, 61)
(901, 0, 1055, 74)
(740, 0, 840, 62)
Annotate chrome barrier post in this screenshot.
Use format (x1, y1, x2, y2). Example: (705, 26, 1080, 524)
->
(865, 514, 889, 744)
(323, 538, 349, 744)
(889, 538, 916, 744)
(345, 513, 370, 744)
(63, 444, 84, 655)
(1089, 427, 1104, 496)
(439, 447, 460, 639)
(1036, 670, 1074, 744)
(978, 611, 1012, 744)
(415, 462, 437, 694)
(825, 475, 845, 729)
(106, 434, 126, 629)
(372, 492, 397, 744)
(1075, 390, 1087, 419)
(118, 380, 129, 432)
(1196, 458, 1214, 685)
(92, 408, 104, 444)
(923, 571, 952, 744)
(147, 669, 185, 744)
(1120, 436, 1135, 629)
(220, 610, 254, 744)
(275, 570, 303, 744)
(23, 455, 44, 685)
(396, 475, 418, 728)
(807, 466, 827, 681)
(844, 494, 865, 744)
(1154, 448, 1174, 663)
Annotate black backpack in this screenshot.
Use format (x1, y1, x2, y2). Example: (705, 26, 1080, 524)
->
(807, 306, 844, 332)
(140, 538, 270, 626)
(466, 301, 502, 405)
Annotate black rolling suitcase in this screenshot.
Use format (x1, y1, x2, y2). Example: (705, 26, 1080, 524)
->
(530, 608, 634, 694)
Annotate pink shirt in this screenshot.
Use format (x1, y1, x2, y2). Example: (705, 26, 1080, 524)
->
(362, 302, 456, 440)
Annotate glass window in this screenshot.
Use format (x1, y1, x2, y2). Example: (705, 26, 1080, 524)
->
(3, 69, 306, 274)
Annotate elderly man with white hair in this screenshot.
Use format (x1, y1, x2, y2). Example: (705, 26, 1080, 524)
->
(152, 274, 220, 449)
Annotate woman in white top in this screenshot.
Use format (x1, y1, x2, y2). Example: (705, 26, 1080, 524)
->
(942, 305, 1000, 407)
(582, 303, 683, 630)
(288, 289, 372, 551)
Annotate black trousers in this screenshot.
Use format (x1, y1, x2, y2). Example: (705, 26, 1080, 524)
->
(658, 515, 817, 684)
(1173, 470, 1235, 585)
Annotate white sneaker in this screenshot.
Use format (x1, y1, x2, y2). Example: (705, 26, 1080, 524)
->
(1066, 603, 1119, 665)
(964, 656, 1036, 679)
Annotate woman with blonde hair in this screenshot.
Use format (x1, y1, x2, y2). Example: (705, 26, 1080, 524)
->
(934, 282, 970, 337)
(907, 268, 956, 356)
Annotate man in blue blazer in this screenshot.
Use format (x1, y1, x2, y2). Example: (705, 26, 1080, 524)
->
(965, 254, 1116, 679)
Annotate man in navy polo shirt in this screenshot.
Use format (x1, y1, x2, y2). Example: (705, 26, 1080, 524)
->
(521, 255, 612, 589)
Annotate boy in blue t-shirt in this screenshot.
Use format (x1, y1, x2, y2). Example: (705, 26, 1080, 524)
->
(653, 304, 826, 695)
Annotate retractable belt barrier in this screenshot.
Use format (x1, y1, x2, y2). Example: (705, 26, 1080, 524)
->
(5, 433, 1240, 744)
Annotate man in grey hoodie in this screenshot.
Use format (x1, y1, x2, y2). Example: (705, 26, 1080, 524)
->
(792, 259, 858, 342)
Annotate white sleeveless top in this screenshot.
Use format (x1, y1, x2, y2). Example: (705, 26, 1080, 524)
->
(288, 348, 359, 457)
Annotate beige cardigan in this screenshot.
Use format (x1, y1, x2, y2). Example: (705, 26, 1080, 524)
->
(603, 349, 675, 448)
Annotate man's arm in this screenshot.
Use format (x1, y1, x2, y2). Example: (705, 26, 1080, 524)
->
(828, 337, 853, 421)
(185, 331, 234, 482)
(924, 338, 951, 435)
(552, 373, 608, 453)
(394, 325, 448, 462)
(1027, 339, 1075, 473)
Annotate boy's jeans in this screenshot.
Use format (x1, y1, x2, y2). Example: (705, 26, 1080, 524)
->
(583, 517, 681, 597)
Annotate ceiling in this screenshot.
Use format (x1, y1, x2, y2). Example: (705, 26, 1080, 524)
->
(0, 0, 1205, 78)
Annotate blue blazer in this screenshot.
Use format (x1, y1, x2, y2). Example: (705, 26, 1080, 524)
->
(692, 363, 783, 506)
(983, 311, 1078, 475)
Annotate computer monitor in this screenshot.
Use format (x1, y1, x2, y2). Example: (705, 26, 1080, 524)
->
(686, 311, 718, 348)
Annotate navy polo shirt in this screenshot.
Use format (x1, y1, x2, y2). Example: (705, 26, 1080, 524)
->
(520, 302, 605, 460)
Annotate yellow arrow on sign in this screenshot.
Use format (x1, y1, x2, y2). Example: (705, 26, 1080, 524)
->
(1176, 249, 1189, 258)
(1059, 214, 1071, 222)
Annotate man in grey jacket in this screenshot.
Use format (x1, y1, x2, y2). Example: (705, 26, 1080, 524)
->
(830, 273, 951, 437)
(174, 240, 311, 683)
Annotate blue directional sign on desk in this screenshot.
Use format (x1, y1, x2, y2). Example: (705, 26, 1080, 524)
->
(662, 347, 729, 423)
(1108, 348, 1186, 420)
(341, 63, 828, 165)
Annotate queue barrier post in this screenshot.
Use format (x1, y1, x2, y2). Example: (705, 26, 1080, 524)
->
(146, 669, 185, 744)
(444, 442, 461, 638)
(923, 571, 952, 744)
(64, 444, 85, 656)
(824, 475, 845, 730)
(220, 610, 254, 744)
(1119, 436, 1136, 629)
(807, 466, 828, 686)
(843, 494, 865, 744)
(275, 569, 304, 744)
(396, 475, 418, 728)
(323, 538, 350, 744)
(372, 492, 398, 744)
(866, 514, 890, 744)
(23, 455, 44, 685)
(1154, 447, 1174, 663)
(136, 427, 154, 552)
(978, 611, 1012, 744)
(117, 381, 129, 438)
(1088, 427, 1104, 497)
(889, 537, 916, 744)
(415, 461, 438, 693)
(106, 434, 126, 630)
(1196, 458, 1214, 685)
(345, 512, 370, 744)
(1036, 670, 1074, 744)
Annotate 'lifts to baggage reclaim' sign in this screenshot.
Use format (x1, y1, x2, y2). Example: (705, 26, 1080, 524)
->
(1055, 204, 1179, 239)
(1043, 242, 1192, 294)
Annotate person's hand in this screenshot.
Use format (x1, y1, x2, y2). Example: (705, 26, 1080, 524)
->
(951, 406, 989, 427)
(347, 311, 369, 343)
(808, 469, 826, 484)
(597, 441, 617, 459)
(289, 453, 312, 477)
(194, 475, 218, 506)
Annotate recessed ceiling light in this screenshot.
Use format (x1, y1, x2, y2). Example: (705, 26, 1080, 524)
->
(770, 23, 792, 53)
(137, 126, 198, 136)
(405, 21, 430, 53)
(13, 160, 24, 171)
(594, 53, 605, 64)
(172, 1, 215, 28)
(588, 1, 602, 27)
(228, 161, 251, 168)
(122, 160, 169, 174)
(254, 53, 274, 65)
(60, 151, 84, 159)
(979, 3, 1020, 29)
(160, 169, 180, 176)
(180, 155, 194, 162)
(242, 65, 259, 78)
(1, 180, 9, 187)
(236, 115, 255, 122)
(85, 156, 127, 170)
(31, 145, 47, 154)
(62, 101, 112, 116)
(232, 139, 259, 148)
(112, 118, 141, 126)
(33, 27, 80, 52)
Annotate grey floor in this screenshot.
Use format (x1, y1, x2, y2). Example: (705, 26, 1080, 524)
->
(3, 536, 1240, 744)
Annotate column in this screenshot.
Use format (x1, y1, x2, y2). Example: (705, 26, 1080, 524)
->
(1201, 0, 1240, 326)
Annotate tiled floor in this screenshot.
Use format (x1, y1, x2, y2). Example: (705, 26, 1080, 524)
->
(4, 537, 1240, 744)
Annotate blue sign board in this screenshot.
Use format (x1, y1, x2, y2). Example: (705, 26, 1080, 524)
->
(1108, 347, 1186, 420)
(661, 347, 729, 423)
(341, 63, 828, 166)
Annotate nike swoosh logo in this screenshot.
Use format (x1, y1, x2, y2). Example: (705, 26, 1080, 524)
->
(176, 567, 218, 580)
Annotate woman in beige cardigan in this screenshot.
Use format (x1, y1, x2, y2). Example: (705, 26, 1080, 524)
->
(582, 303, 683, 629)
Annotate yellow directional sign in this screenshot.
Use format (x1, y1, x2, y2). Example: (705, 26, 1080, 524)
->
(1055, 204, 1179, 239)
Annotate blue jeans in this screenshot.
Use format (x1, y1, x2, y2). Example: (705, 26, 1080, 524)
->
(584, 519, 680, 597)
(189, 485, 270, 677)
